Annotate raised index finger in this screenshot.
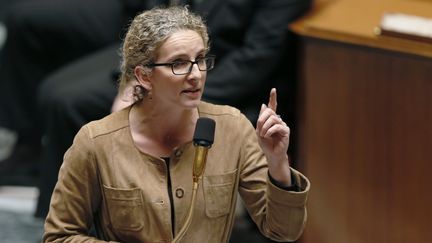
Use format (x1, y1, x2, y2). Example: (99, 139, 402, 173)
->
(267, 88, 277, 112)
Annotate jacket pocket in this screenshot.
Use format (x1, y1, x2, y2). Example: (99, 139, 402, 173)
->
(203, 169, 237, 218)
(103, 185, 144, 231)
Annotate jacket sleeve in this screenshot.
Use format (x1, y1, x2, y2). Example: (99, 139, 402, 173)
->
(203, 0, 312, 104)
(237, 114, 310, 242)
(43, 126, 117, 243)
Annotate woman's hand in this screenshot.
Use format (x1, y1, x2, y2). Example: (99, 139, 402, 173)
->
(256, 88, 292, 186)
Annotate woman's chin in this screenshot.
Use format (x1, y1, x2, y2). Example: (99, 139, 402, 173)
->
(181, 99, 201, 109)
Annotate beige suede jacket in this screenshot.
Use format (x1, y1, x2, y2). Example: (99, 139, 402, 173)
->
(43, 102, 310, 243)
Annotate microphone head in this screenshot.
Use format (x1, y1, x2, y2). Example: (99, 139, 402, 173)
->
(193, 117, 216, 147)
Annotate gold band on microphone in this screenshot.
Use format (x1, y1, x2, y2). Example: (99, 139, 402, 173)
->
(192, 146, 208, 183)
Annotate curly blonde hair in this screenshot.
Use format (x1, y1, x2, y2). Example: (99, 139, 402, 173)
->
(118, 6, 209, 101)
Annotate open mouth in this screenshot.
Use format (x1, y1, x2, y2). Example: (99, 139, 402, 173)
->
(181, 88, 201, 99)
(182, 88, 201, 94)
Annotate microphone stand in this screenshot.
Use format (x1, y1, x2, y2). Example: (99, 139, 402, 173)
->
(172, 145, 209, 243)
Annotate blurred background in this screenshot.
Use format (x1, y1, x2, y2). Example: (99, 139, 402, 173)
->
(1, 0, 432, 242)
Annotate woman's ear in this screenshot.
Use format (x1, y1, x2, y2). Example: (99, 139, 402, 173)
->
(134, 65, 152, 91)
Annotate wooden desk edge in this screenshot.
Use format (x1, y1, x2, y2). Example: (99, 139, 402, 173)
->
(290, 21, 432, 59)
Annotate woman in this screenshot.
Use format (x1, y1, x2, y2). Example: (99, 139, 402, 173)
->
(43, 6, 310, 243)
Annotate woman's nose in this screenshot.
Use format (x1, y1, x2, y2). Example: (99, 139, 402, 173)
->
(188, 62, 202, 79)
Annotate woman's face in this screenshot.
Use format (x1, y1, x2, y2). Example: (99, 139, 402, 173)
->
(148, 30, 207, 110)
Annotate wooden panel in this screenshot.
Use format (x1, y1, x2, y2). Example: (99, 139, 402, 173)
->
(290, 0, 432, 58)
(296, 37, 432, 243)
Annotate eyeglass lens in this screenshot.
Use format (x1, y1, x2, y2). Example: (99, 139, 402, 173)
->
(173, 57, 214, 75)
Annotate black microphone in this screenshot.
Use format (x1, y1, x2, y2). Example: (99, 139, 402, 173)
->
(192, 117, 215, 182)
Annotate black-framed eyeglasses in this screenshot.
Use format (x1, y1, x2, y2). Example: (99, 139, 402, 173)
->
(146, 55, 215, 75)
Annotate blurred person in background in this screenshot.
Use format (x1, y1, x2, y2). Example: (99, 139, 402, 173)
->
(0, 0, 131, 185)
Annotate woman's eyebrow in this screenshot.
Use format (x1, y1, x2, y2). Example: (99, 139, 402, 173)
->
(166, 51, 206, 61)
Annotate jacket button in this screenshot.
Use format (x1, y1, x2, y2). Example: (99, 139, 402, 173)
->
(175, 188, 185, 198)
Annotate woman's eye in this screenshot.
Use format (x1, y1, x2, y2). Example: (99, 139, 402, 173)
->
(198, 56, 207, 61)
(172, 61, 189, 68)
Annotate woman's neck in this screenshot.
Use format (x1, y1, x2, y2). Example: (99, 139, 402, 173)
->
(129, 101, 199, 154)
